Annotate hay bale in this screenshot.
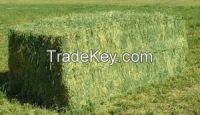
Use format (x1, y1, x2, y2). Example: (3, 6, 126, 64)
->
(8, 11, 188, 111)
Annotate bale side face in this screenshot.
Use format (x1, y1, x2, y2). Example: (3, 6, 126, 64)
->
(8, 12, 188, 111)
(59, 12, 187, 110)
(8, 30, 68, 108)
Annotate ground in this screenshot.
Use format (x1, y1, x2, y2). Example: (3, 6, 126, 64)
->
(0, 1, 200, 114)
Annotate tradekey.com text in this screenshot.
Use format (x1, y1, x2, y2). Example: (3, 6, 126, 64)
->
(47, 50, 153, 66)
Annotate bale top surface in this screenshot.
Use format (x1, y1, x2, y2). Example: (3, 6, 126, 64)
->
(12, 11, 183, 37)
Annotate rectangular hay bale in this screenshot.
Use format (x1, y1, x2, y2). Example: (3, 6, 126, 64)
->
(8, 11, 188, 111)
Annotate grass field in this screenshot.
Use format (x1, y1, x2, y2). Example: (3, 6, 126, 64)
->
(0, 0, 200, 114)
(1, 0, 200, 6)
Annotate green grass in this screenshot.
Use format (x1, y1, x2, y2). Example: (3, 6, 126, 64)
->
(0, 2, 200, 115)
(0, 92, 57, 115)
(1, 0, 200, 6)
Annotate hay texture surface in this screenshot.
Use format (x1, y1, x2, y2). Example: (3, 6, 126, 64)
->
(8, 11, 188, 111)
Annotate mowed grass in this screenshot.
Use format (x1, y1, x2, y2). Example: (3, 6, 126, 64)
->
(1, 0, 200, 6)
(0, 92, 57, 114)
(0, 2, 200, 115)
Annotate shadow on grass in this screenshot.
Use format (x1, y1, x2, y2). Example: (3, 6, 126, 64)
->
(0, 71, 9, 92)
(0, 71, 54, 110)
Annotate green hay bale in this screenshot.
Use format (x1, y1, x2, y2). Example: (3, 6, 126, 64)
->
(8, 11, 188, 111)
